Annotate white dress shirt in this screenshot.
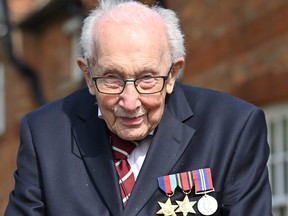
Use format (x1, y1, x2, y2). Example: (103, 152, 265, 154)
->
(128, 136, 151, 180)
(98, 108, 151, 180)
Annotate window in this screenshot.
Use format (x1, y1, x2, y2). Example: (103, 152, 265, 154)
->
(62, 16, 83, 83)
(71, 30, 82, 82)
(0, 63, 5, 135)
(264, 103, 288, 216)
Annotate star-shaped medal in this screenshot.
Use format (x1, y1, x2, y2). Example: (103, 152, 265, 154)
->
(175, 195, 196, 215)
(157, 198, 178, 216)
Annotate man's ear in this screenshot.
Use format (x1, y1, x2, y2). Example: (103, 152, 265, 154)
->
(166, 57, 185, 94)
(77, 57, 96, 95)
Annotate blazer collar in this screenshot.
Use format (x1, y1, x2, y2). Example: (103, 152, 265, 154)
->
(73, 114, 124, 215)
(124, 84, 196, 215)
(165, 83, 194, 122)
(73, 84, 195, 216)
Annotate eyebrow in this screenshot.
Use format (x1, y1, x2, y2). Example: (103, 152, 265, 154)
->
(97, 64, 161, 76)
(96, 65, 124, 75)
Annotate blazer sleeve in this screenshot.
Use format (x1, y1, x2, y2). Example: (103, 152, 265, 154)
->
(5, 116, 45, 216)
(221, 108, 272, 215)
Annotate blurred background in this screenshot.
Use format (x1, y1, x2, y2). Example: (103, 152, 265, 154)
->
(0, 0, 287, 215)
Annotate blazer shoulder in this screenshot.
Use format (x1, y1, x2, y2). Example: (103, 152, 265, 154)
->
(176, 83, 262, 116)
(25, 88, 95, 123)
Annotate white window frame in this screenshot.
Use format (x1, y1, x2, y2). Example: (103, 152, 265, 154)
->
(264, 103, 288, 216)
(62, 16, 83, 83)
(71, 31, 82, 82)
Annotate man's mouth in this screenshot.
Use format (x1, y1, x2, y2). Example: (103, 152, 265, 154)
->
(119, 115, 145, 126)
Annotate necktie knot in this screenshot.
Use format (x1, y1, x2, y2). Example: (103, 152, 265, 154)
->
(110, 132, 137, 161)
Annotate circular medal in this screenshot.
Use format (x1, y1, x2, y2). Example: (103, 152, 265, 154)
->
(197, 194, 218, 215)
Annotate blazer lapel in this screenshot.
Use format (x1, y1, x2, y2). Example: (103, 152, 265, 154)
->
(124, 85, 196, 215)
(73, 117, 123, 215)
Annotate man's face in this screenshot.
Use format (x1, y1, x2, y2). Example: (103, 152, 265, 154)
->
(81, 22, 180, 141)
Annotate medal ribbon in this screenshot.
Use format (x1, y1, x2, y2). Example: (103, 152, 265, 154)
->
(157, 174, 177, 196)
(192, 168, 214, 194)
(176, 171, 193, 192)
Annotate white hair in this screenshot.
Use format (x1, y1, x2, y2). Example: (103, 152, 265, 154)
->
(79, 0, 185, 61)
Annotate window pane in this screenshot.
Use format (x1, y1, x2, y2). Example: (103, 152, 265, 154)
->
(264, 103, 288, 214)
(284, 118, 288, 152)
(271, 163, 276, 194)
(285, 161, 288, 194)
(269, 121, 275, 154)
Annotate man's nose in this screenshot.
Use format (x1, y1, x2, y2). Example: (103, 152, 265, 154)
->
(118, 82, 141, 111)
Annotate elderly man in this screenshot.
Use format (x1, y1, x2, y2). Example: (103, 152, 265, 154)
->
(6, 0, 272, 215)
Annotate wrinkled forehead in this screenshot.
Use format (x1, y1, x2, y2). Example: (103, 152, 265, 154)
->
(91, 2, 170, 64)
(97, 2, 166, 30)
(94, 2, 168, 48)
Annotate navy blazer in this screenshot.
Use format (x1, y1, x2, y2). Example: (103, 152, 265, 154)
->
(5, 83, 272, 215)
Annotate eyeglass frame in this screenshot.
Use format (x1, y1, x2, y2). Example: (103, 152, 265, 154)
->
(86, 59, 174, 95)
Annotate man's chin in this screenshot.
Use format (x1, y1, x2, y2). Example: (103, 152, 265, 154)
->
(116, 128, 149, 141)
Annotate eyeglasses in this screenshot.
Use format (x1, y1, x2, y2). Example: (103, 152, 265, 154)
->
(89, 64, 174, 95)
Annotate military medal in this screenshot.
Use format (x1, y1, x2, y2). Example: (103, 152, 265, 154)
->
(157, 198, 178, 216)
(175, 171, 196, 215)
(192, 168, 218, 215)
(157, 174, 178, 216)
(197, 194, 218, 215)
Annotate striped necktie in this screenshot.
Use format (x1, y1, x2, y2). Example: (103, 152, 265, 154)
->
(110, 132, 137, 206)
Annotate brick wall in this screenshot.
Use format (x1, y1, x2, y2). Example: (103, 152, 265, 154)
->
(21, 20, 76, 101)
(167, 0, 288, 106)
(0, 63, 36, 214)
(0, 4, 77, 214)
(1, 0, 288, 214)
